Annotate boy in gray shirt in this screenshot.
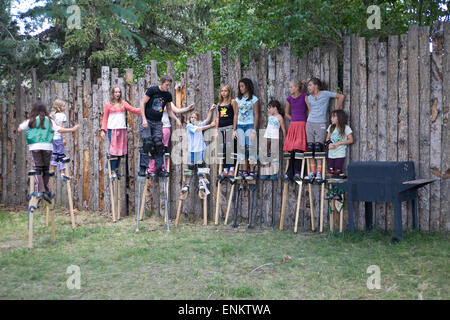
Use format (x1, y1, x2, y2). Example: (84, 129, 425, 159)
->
(304, 78, 344, 184)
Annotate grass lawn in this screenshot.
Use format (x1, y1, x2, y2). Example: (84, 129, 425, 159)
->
(0, 205, 449, 300)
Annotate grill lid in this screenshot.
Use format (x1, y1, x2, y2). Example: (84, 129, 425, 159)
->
(347, 161, 415, 183)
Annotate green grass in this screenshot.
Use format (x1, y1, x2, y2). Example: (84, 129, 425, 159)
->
(0, 206, 449, 300)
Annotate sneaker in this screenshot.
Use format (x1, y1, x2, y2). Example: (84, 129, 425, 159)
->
(294, 173, 302, 181)
(138, 167, 147, 177)
(218, 173, 226, 182)
(228, 170, 235, 178)
(111, 171, 117, 179)
(315, 172, 323, 184)
(42, 192, 52, 204)
(246, 171, 256, 180)
(181, 184, 190, 193)
(157, 169, 170, 178)
(303, 172, 315, 182)
(282, 174, 290, 181)
(61, 174, 71, 182)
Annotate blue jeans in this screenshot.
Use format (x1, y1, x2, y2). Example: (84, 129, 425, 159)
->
(236, 123, 257, 162)
(105, 129, 120, 171)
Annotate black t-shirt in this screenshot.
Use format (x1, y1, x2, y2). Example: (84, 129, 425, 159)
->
(218, 103, 234, 127)
(144, 86, 173, 121)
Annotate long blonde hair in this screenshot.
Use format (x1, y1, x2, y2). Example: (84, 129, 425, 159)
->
(218, 84, 233, 105)
(51, 99, 66, 116)
(109, 86, 123, 104)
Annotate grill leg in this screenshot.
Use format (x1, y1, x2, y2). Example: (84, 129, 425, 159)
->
(364, 202, 373, 230)
(348, 200, 355, 234)
(392, 200, 403, 243)
(412, 198, 419, 230)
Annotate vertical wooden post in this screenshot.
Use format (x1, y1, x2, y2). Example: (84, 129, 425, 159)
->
(430, 22, 443, 231)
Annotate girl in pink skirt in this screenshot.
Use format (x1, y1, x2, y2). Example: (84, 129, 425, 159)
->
(283, 79, 308, 181)
(100, 86, 141, 176)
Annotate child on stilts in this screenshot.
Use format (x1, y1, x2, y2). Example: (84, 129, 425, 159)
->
(100, 86, 141, 176)
(261, 100, 286, 180)
(18, 100, 79, 202)
(304, 78, 344, 183)
(283, 79, 308, 181)
(50, 99, 70, 181)
(181, 106, 216, 194)
(234, 78, 259, 180)
(214, 84, 238, 181)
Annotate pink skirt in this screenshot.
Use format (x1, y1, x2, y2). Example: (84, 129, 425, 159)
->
(283, 121, 307, 151)
(109, 129, 128, 156)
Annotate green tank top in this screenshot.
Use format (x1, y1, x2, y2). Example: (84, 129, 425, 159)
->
(25, 116, 55, 145)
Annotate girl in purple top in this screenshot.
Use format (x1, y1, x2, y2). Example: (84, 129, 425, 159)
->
(282, 79, 308, 181)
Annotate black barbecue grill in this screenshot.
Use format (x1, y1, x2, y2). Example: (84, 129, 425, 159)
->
(330, 161, 435, 243)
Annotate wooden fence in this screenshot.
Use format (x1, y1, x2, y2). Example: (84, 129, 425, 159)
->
(1, 22, 448, 232)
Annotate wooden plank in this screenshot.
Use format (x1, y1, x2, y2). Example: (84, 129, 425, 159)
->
(408, 25, 420, 230)
(430, 22, 443, 231)
(184, 57, 196, 217)
(398, 33, 409, 230)
(256, 48, 269, 227)
(376, 40, 387, 231)
(386, 35, 399, 231)
(441, 22, 450, 231)
(350, 34, 360, 164)
(418, 26, 431, 232)
(357, 37, 367, 230)
(367, 37, 378, 163)
(91, 82, 100, 211)
(205, 51, 216, 223)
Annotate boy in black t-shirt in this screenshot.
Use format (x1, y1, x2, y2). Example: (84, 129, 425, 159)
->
(138, 75, 177, 177)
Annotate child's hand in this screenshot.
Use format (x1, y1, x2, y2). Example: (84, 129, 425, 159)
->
(210, 104, 216, 112)
(329, 143, 336, 149)
(232, 130, 237, 140)
(100, 130, 105, 140)
(250, 130, 256, 141)
(73, 124, 80, 131)
(188, 103, 195, 110)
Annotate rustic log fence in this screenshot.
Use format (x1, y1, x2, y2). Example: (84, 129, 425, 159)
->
(1, 22, 449, 232)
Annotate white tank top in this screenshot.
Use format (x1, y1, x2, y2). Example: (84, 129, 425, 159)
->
(162, 109, 171, 128)
(264, 116, 280, 139)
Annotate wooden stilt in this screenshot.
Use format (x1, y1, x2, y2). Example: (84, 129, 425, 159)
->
(107, 157, 116, 223)
(28, 172, 36, 250)
(293, 153, 305, 234)
(214, 161, 223, 225)
(139, 178, 149, 221)
(279, 153, 291, 230)
(305, 157, 315, 231)
(225, 161, 239, 225)
(64, 164, 76, 228)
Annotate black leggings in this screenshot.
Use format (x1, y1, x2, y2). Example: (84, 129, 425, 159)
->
(285, 151, 302, 178)
(219, 128, 236, 169)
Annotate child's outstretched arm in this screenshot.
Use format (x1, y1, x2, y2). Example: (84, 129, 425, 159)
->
(335, 93, 345, 110)
(196, 119, 216, 132)
(166, 102, 182, 128)
(171, 102, 194, 114)
(204, 105, 216, 124)
(124, 101, 141, 115)
(58, 124, 80, 134)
